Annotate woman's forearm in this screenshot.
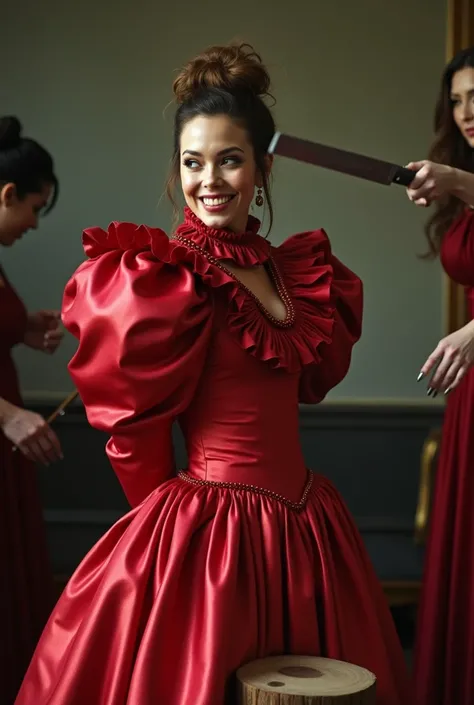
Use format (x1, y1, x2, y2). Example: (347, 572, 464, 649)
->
(449, 167, 474, 207)
(463, 318, 474, 336)
(0, 397, 15, 426)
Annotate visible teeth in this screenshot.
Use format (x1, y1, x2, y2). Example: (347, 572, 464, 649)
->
(203, 196, 233, 206)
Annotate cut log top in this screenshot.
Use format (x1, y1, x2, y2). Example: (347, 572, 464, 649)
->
(236, 655, 376, 704)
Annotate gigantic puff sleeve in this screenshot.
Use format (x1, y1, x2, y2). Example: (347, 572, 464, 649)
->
(298, 253, 363, 404)
(62, 224, 213, 508)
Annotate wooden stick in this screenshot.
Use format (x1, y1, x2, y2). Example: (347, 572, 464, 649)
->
(46, 390, 79, 423)
(12, 390, 79, 453)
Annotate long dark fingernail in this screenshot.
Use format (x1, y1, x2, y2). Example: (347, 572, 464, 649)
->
(444, 387, 452, 395)
(432, 390, 438, 398)
(417, 372, 424, 382)
(427, 387, 434, 396)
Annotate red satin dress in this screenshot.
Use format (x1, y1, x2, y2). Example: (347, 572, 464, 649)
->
(414, 209, 474, 705)
(0, 267, 53, 705)
(16, 209, 411, 705)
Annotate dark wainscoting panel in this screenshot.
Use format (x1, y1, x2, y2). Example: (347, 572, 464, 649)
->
(298, 404, 443, 582)
(32, 400, 444, 587)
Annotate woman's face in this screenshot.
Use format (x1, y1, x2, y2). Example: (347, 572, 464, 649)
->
(0, 182, 52, 246)
(451, 67, 474, 148)
(179, 114, 269, 233)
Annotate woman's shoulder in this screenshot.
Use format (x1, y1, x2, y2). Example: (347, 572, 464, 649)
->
(78, 220, 233, 287)
(80, 220, 173, 260)
(62, 221, 234, 340)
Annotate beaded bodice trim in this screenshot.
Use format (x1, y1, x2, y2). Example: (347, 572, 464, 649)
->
(171, 233, 295, 329)
(178, 470, 313, 512)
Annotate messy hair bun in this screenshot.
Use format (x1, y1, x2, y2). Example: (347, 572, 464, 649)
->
(167, 43, 276, 233)
(0, 115, 59, 213)
(0, 116, 22, 150)
(173, 43, 272, 105)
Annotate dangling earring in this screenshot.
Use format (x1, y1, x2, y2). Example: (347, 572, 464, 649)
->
(255, 187, 264, 207)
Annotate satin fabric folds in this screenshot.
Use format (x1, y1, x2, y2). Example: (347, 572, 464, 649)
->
(16, 210, 412, 705)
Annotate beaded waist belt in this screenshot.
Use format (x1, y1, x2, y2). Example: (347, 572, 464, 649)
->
(177, 470, 313, 512)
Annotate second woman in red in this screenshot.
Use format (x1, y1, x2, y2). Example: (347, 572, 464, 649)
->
(404, 46, 474, 705)
(0, 115, 63, 705)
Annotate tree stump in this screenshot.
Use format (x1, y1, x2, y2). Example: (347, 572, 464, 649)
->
(236, 655, 376, 704)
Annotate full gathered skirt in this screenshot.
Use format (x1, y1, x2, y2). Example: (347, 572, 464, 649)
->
(16, 472, 410, 705)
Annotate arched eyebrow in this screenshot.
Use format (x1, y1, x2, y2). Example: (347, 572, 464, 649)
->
(451, 88, 474, 100)
(182, 147, 245, 157)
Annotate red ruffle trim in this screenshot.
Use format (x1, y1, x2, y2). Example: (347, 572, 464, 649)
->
(81, 222, 340, 373)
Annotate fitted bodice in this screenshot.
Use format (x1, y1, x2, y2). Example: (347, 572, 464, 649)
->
(180, 319, 307, 502)
(440, 209, 474, 318)
(62, 211, 363, 508)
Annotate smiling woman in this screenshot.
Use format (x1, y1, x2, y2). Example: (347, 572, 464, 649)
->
(16, 44, 411, 705)
(180, 121, 259, 233)
(167, 43, 275, 232)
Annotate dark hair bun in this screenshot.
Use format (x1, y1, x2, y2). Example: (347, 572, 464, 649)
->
(0, 116, 22, 150)
(173, 43, 271, 105)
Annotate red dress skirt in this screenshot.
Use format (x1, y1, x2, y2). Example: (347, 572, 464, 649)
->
(0, 267, 53, 704)
(414, 210, 474, 705)
(16, 214, 412, 704)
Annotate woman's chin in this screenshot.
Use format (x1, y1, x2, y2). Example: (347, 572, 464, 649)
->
(202, 213, 232, 229)
(0, 233, 18, 247)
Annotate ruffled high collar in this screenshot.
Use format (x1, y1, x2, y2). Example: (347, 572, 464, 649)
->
(173, 207, 271, 266)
